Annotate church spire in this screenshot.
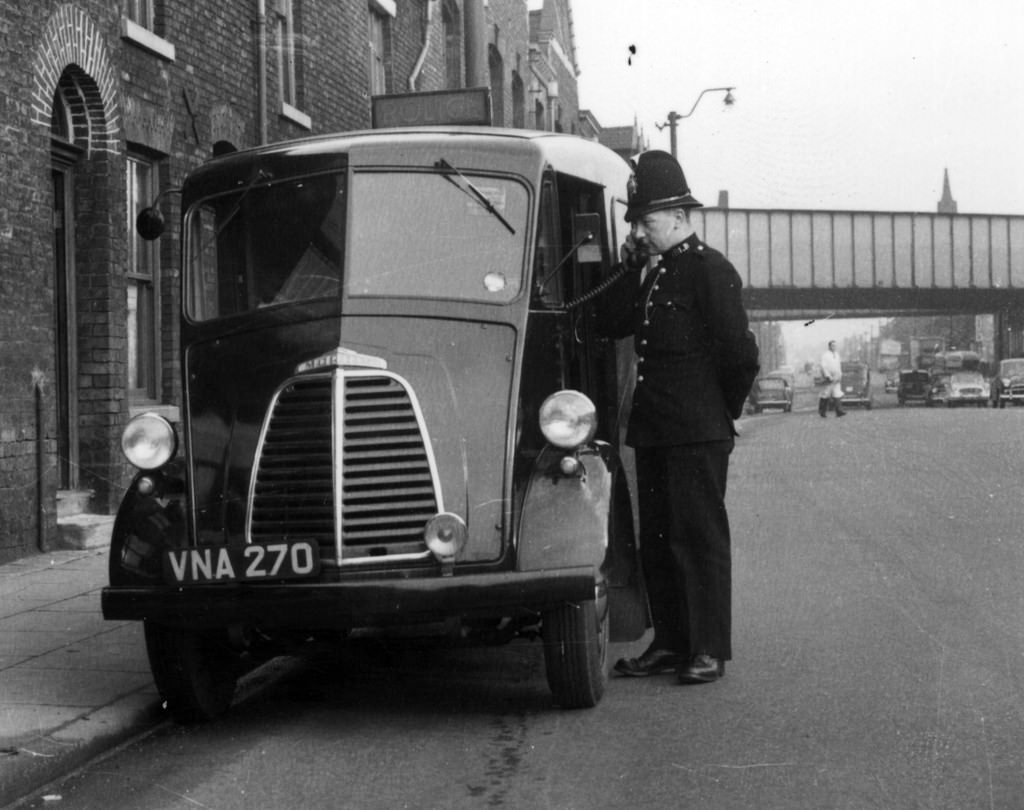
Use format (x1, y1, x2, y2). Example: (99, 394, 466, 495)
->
(937, 168, 958, 214)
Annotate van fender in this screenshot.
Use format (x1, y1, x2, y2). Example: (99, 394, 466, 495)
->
(108, 459, 188, 586)
(517, 441, 648, 641)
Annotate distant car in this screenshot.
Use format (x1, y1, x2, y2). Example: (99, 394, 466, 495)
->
(925, 372, 951, 407)
(766, 367, 796, 390)
(897, 370, 930, 406)
(746, 376, 793, 414)
(840, 362, 872, 409)
(944, 371, 989, 407)
(884, 372, 898, 393)
(989, 358, 1024, 407)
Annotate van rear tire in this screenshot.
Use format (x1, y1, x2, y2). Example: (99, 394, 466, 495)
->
(543, 595, 608, 709)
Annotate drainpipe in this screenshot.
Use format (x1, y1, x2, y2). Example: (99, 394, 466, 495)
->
(464, 0, 487, 89)
(408, 0, 435, 91)
(32, 369, 45, 552)
(256, 0, 268, 144)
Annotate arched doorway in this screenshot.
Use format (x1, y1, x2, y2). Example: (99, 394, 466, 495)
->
(50, 79, 84, 490)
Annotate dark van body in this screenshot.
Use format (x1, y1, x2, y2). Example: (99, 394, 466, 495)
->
(102, 129, 649, 719)
(897, 370, 930, 405)
(840, 361, 872, 408)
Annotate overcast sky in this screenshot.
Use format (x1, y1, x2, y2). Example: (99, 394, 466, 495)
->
(571, 0, 1024, 216)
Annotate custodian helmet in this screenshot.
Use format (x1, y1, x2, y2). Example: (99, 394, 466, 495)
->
(625, 149, 702, 222)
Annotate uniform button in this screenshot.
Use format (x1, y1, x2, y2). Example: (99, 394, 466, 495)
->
(637, 375, 644, 382)
(637, 357, 645, 364)
(659, 267, 667, 274)
(698, 245, 704, 251)
(640, 339, 647, 346)
(643, 320, 650, 326)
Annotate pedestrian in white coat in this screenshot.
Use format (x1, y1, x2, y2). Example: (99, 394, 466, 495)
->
(819, 340, 846, 417)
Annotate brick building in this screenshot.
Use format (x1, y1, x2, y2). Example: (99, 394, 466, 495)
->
(0, 0, 581, 562)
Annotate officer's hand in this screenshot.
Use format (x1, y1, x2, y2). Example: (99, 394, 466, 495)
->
(621, 233, 649, 271)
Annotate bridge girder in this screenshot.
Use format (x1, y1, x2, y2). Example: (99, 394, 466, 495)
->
(693, 208, 1024, 317)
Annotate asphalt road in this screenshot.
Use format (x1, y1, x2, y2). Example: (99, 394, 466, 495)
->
(18, 397, 1024, 809)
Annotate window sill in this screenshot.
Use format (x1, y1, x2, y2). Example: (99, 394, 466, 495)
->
(280, 103, 312, 130)
(128, 402, 181, 424)
(369, 0, 397, 17)
(120, 17, 176, 61)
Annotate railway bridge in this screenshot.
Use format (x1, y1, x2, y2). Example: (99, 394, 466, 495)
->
(691, 207, 1024, 359)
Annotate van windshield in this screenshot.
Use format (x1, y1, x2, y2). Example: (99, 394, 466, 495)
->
(184, 168, 529, 321)
(186, 171, 346, 321)
(347, 170, 528, 303)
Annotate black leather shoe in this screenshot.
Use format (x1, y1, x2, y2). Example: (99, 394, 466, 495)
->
(677, 654, 725, 684)
(614, 647, 682, 677)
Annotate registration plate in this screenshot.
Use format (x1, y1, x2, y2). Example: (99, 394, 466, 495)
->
(163, 541, 321, 584)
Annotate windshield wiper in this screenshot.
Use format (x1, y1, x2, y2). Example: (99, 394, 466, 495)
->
(190, 168, 274, 267)
(434, 158, 515, 235)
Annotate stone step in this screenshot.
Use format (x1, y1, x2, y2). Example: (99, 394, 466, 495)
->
(56, 513, 115, 550)
(56, 489, 95, 520)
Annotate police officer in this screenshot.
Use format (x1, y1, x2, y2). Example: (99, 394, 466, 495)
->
(601, 150, 758, 684)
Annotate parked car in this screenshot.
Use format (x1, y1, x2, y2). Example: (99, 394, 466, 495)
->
(989, 358, 1024, 407)
(897, 369, 930, 405)
(765, 366, 796, 390)
(840, 361, 872, 408)
(746, 376, 793, 414)
(101, 128, 650, 721)
(943, 371, 989, 407)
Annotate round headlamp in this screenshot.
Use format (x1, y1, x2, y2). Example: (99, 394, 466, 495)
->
(424, 512, 468, 560)
(539, 390, 597, 449)
(121, 412, 178, 470)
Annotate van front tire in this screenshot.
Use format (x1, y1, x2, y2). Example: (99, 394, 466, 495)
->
(144, 621, 240, 723)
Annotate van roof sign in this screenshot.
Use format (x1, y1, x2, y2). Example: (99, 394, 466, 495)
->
(371, 87, 491, 129)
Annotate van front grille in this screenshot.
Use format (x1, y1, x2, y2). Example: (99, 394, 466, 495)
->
(339, 376, 439, 556)
(249, 378, 335, 546)
(249, 372, 438, 564)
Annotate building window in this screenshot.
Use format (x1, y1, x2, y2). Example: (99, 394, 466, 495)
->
(121, 0, 175, 61)
(368, 6, 388, 95)
(126, 0, 154, 29)
(275, 0, 298, 108)
(443, 2, 461, 90)
(488, 45, 505, 127)
(511, 72, 525, 129)
(126, 154, 160, 401)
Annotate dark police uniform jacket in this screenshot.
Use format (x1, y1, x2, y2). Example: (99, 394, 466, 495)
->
(600, 233, 759, 447)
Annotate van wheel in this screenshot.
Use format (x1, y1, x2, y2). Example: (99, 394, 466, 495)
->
(144, 621, 240, 723)
(543, 594, 608, 709)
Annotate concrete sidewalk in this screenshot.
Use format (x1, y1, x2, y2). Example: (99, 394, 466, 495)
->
(0, 546, 160, 807)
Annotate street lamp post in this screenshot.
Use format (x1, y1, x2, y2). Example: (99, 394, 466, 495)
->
(656, 86, 735, 160)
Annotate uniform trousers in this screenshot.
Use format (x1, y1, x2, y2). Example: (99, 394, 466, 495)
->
(635, 439, 734, 661)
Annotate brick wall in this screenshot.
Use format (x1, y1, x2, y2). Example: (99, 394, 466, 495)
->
(0, 0, 578, 562)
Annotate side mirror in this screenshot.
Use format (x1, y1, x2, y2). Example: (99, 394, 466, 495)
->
(134, 187, 182, 241)
(572, 213, 602, 264)
(135, 207, 165, 241)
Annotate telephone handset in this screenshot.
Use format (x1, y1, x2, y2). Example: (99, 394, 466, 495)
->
(564, 223, 648, 311)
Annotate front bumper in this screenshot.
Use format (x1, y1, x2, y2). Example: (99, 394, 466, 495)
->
(102, 566, 596, 629)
